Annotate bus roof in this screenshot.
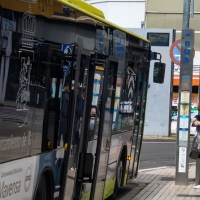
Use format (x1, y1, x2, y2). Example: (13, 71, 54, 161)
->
(1, 0, 149, 43)
(59, 0, 150, 43)
(64, 0, 105, 19)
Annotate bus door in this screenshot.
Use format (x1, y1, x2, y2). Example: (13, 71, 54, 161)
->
(61, 48, 91, 200)
(37, 44, 90, 195)
(37, 43, 92, 199)
(129, 65, 149, 178)
(79, 55, 118, 200)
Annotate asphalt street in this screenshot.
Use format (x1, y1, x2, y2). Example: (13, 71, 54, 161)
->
(139, 142, 194, 170)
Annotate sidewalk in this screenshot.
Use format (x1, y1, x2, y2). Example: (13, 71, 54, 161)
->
(117, 135, 199, 200)
(118, 164, 200, 200)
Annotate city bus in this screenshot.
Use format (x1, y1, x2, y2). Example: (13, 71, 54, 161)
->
(0, 0, 164, 199)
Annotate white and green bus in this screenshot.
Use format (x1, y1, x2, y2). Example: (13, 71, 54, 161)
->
(0, 0, 164, 199)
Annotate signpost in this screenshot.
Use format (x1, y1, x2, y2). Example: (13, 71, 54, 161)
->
(175, 28, 194, 186)
(169, 0, 196, 188)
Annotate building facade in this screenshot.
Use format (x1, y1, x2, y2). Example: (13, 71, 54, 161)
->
(146, 0, 200, 51)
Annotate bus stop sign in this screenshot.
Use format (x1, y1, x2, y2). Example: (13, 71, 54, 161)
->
(170, 39, 195, 66)
(170, 39, 182, 65)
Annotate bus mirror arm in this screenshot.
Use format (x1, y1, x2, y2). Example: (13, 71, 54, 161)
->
(151, 51, 162, 62)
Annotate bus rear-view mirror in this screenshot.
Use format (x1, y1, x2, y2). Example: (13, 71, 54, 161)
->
(153, 62, 165, 84)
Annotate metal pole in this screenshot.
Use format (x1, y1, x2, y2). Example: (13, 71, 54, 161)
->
(182, 0, 190, 29)
(195, 64, 200, 188)
(190, 0, 194, 18)
(175, 0, 193, 186)
(194, 158, 200, 187)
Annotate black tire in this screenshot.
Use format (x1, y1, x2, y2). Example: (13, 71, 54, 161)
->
(107, 160, 123, 200)
(116, 160, 123, 188)
(34, 175, 48, 200)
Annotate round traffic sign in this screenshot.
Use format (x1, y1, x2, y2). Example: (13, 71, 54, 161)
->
(170, 39, 195, 66)
(169, 39, 181, 65)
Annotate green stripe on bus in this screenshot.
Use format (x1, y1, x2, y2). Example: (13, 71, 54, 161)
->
(81, 178, 116, 200)
(103, 177, 116, 200)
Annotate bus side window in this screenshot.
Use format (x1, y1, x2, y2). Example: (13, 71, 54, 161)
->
(118, 68, 136, 131)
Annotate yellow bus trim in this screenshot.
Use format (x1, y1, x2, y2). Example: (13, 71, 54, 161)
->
(59, 0, 150, 43)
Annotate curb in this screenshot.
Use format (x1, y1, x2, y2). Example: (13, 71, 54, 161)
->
(143, 139, 176, 142)
(143, 138, 195, 143)
(139, 166, 169, 172)
(139, 162, 196, 173)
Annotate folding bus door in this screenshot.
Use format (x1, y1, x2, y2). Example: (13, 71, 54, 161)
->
(92, 57, 118, 200)
(61, 48, 91, 200)
(129, 65, 149, 178)
(35, 44, 90, 199)
(79, 55, 118, 200)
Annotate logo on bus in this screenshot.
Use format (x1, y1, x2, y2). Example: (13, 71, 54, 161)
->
(24, 167, 32, 192)
(22, 11, 36, 48)
(127, 67, 136, 100)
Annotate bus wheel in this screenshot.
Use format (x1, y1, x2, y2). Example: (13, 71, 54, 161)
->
(34, 175, 48, 200)
(116, 160, 123, 187)
(108, 160, 123, 200)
